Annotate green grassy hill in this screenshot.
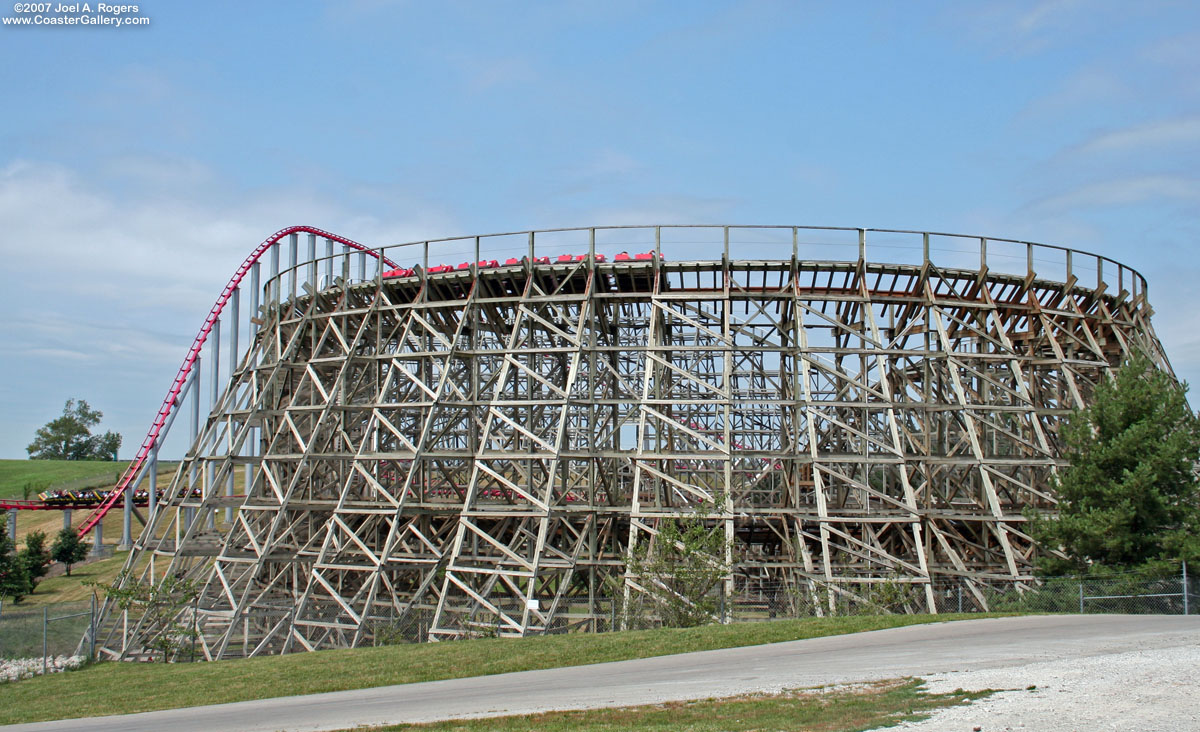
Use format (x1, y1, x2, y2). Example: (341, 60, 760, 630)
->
(0, 459, 131, 500)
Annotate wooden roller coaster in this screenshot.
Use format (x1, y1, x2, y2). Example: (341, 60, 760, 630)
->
(86, 225, 1172, 660)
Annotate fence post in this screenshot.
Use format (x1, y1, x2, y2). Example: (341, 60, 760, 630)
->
(90, 592, 97, 660)
(43, 606, 48, 676)
(1079, 579, 1085, 614)
(192, 596, 199, 662)
(957, 582, 963, 613)
(1184, 561, 1189, 616)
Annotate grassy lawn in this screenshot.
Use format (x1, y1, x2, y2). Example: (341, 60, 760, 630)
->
(0, 613, 1007, 725)
(0, 602, 95, 659)
(0, 555, 129, 658)
(375, 678, 995, 732)
(14, 551, 130, 606)
(0, 458, 131, 499)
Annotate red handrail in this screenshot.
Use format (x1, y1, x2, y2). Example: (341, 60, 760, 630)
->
(77, 226, 397, 536)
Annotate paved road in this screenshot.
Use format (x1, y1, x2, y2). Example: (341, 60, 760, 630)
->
(8, 615, 1200, 732)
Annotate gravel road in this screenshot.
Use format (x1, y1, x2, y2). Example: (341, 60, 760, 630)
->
(877, 641, 1200, 732)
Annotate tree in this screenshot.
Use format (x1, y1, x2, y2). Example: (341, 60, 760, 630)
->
(1029, 353, 1200, 575)
(17, 530, 51, 594)
(616, 499, 731, 628)
(97, 570, 201, 662)
(26, 399, 122, 461)
(51, 528, 90, 577)
(0, 511, 31, 602)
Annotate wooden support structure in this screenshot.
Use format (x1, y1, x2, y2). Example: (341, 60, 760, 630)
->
(91, 226, 1173, 660)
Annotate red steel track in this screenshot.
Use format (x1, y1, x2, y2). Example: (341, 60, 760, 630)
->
(74, 226, 398, 537)
(0, 499, 152, 511)
(1, 499, 65, 511)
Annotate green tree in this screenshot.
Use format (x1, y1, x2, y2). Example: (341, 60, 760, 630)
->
(17, 530, 51, 594)
(51, 528, 90, 577)
(0, 511, 31, 602)
(26, 398, 122, 461)
(616, 499, 731, 628)
(1029, 353, 1200, 575)
(97, 570, 201, 662)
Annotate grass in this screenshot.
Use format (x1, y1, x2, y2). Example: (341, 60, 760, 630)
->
(374, 678, 995, 732)
(0, 613, 1008, 725)
(2, 458, 180, 598)
(13, 551, 130, 606)
(0, 554, 128, 659)
(0, 458, 131, 499)
(0, 602, 95, 659)
(4, 504, 135, 603)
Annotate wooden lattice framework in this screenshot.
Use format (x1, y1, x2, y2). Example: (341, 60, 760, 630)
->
(94, 226, 1171, 660)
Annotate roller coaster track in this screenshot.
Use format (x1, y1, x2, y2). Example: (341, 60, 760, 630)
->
(0, 499, 60, 511)
(1, 498, 154, 511)
(76, 226, 398, 537)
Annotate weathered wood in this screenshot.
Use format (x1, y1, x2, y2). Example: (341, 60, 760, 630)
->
(95, 230, 1170, 660)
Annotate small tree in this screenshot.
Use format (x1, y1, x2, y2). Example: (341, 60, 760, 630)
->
(99, 570, 201, 662)
(1029, 353, 1200, 575)
(27, 398, 122, 461)
(17, 530, 51, 594)
(51, 528, 90, 576)
(0, 511, 31, 603)
(617, 498, 731, 628)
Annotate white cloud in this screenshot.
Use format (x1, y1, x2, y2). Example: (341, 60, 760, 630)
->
(102, 155, 217, 190)
(0, 159, 458, 299)
(942, 0, 1089, 54)
(0, 157, 462, 457)
(1028, 175, 1200, 214)
(454, 54, 538, 93)
(552, 195, 742, 228)
(20, 348, 92, 361)
(1072, 117, 1200, 157)
(1141, 29, 1200, 69)
(941, 0, 1138, 57)
(1015, 0, 1084, 34)
(1018, 69, 1129, 121)
(584, 150, 641, 178)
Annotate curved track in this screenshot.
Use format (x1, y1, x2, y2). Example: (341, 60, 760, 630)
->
(76, 226, 398, 537)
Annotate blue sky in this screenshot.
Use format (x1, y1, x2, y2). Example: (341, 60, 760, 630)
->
(1, 0, 1198, 458)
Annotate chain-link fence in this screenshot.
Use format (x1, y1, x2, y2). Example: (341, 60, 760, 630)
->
(723, 562, 1197, 622)
(29, 565, 1192, 658)
(584, 562, 1198, 630)
(0, 595, 96, 678)
(358, 563, 1197, 643)
(929, 569, 1196, 615)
